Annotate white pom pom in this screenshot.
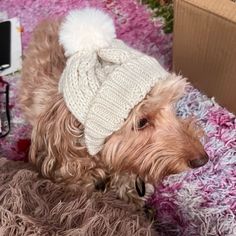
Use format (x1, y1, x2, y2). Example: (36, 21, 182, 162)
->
(59, 8, 116, 56)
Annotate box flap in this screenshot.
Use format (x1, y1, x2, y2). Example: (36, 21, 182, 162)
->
(173, 0, 236, 113)
(181, 0, 236, 23)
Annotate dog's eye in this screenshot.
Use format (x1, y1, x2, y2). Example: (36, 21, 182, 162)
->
(137, 118, 149, 130)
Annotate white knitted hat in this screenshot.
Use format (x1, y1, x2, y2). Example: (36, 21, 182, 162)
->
(59, 8, 169, 155)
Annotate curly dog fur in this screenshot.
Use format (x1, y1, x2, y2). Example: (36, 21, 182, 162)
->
(19, 19, 208, 207)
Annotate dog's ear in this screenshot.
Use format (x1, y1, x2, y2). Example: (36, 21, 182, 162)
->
(165, 75, 188, 103)
(149, 75, 188, 105)
(29, 94, 83, 180)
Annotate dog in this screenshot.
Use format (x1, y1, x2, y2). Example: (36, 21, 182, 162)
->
(19, 9, 208, 209)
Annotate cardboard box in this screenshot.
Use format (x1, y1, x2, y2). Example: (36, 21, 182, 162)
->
(173, 0, 236, 114)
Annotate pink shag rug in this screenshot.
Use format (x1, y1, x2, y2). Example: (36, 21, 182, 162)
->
(0, 158, 154, 236)
(0, 0, 235, 235)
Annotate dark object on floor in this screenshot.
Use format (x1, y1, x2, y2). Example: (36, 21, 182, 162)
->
(0, 77, 10, 138)
(0, 21, 11, 71)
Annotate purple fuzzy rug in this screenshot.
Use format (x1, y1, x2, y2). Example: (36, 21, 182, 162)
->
(0, 0, 236, 235)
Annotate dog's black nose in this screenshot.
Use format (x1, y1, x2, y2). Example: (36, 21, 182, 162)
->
(189, 153, 209, 168)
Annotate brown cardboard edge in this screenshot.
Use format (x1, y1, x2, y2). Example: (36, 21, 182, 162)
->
(172, 0, 236, 114)
(175, 0, 236, 24)
(172, 0, 236, 71)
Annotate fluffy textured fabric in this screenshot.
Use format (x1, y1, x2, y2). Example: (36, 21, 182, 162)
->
(59, 8, 169, 155)
(0, 0, 235, 235)
(59, 8, 116, 56)
(0, 158, 154, 235)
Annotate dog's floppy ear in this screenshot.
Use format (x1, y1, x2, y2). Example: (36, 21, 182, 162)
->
(150, 74, 188, 105)
(167, 75, 188, 103)
(29, 94, 82, 179)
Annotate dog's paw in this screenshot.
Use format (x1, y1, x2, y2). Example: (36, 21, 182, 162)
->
(109, 174, 155, 209)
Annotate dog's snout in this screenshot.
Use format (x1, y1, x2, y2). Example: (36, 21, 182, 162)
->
(189, 153, 209, 169)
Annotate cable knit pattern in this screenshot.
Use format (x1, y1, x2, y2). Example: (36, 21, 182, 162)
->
(60, 38, 169, 155)
(59, 51, 102, 123)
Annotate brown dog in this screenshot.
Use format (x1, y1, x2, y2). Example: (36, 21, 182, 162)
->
(20, 16, 208, 207)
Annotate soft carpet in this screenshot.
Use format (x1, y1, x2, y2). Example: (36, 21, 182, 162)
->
(0, 158, 154, 236)
(0, 0, 235, 235)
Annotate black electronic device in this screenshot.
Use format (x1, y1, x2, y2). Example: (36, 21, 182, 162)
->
(0, 21, 11, 71)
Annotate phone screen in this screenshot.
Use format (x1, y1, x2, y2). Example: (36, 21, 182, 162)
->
(0, 21, 11, 71)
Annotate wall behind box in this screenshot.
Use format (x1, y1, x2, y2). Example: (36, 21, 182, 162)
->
(173, 0, 236, 114)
